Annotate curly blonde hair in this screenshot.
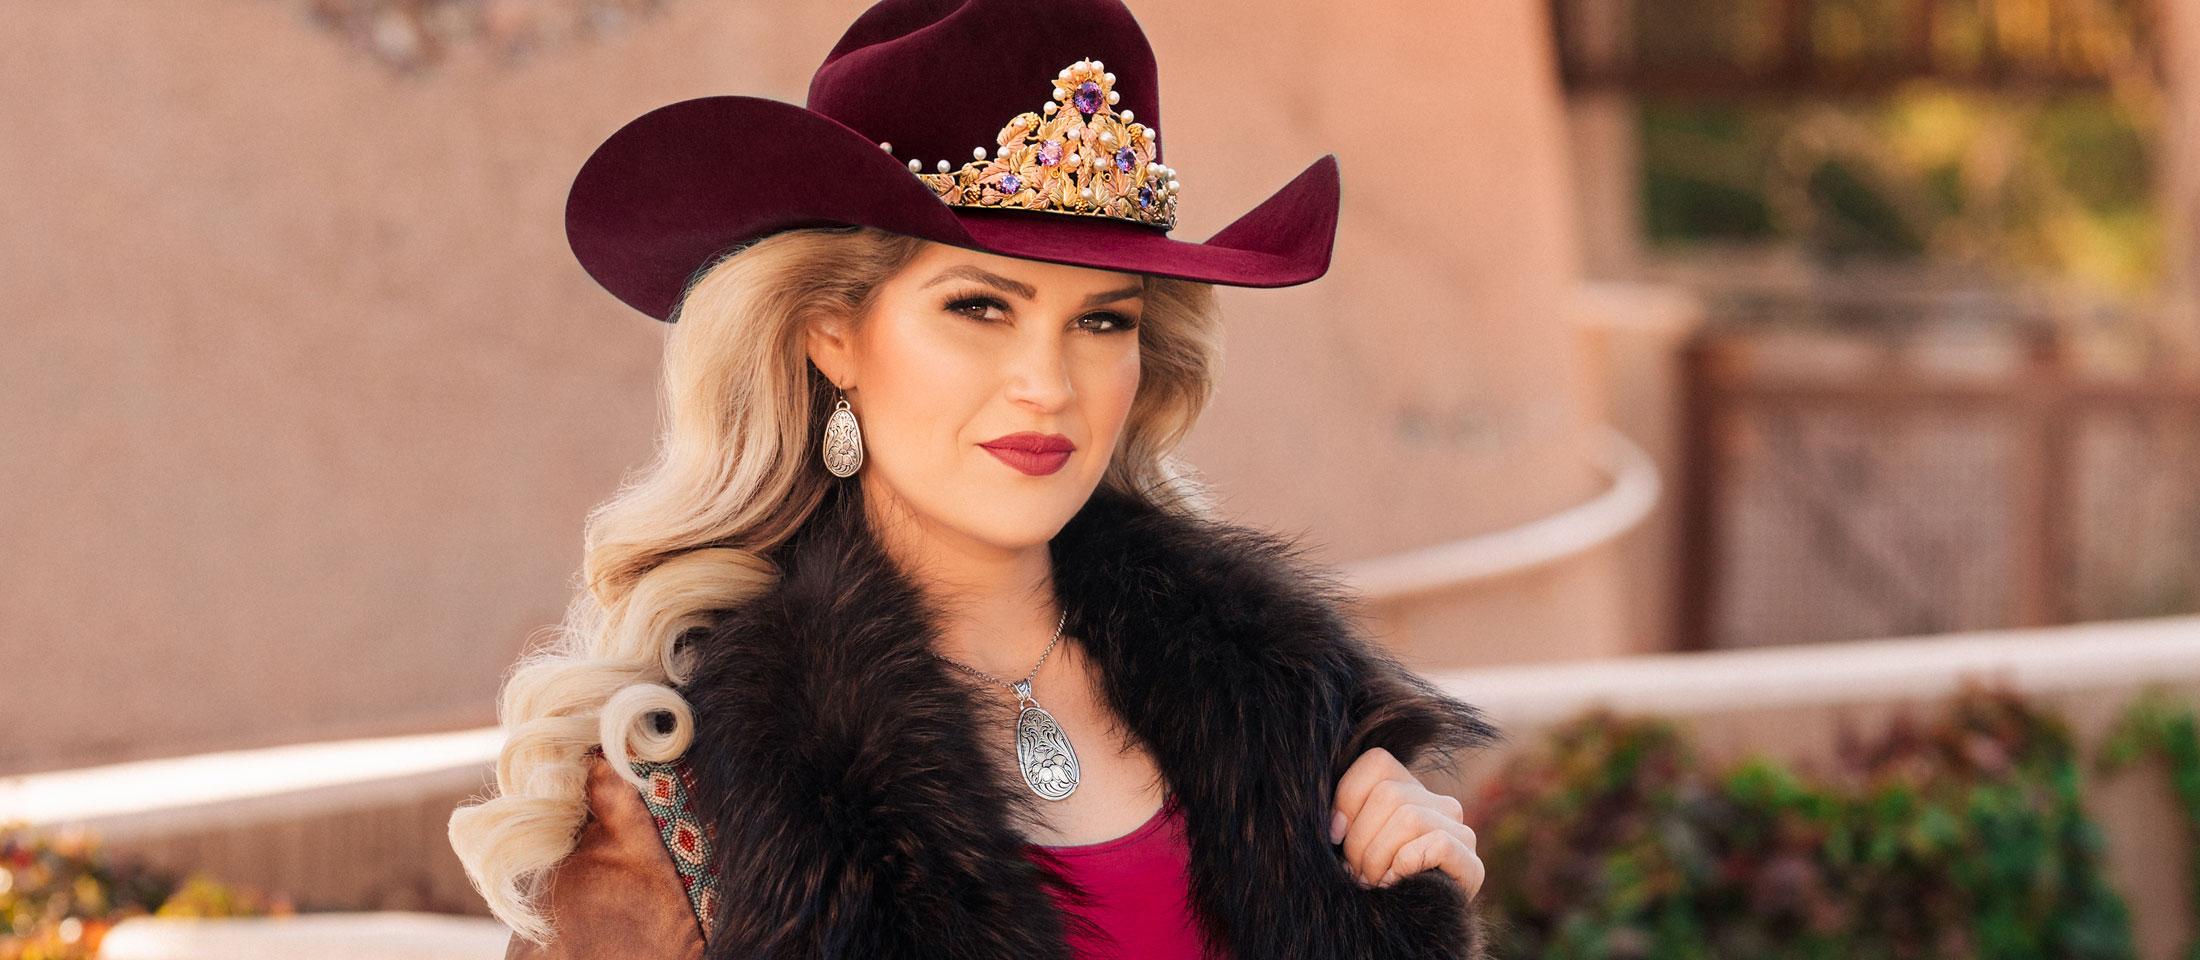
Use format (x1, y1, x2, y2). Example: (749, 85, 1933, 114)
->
(447, 224, 1226, 944)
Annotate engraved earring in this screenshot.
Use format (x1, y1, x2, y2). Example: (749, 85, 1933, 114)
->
(821, 390, 864, 477)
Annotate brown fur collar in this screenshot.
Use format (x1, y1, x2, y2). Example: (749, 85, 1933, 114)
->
(679, 479, 1501, 959)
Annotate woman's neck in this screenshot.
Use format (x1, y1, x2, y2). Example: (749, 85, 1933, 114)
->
(860, 478, 1064, 679)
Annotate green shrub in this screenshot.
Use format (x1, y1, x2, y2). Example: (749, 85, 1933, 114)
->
(1472, 683, 2138, 960)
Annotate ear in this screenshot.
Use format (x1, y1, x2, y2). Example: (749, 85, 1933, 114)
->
(804, 312, 858, 390)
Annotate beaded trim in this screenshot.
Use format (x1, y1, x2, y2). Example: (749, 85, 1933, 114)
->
(878, 58, 1180, 231)
(585, 745, 722, 941)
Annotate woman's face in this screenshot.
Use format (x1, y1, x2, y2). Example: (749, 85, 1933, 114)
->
(806, 241, 1145, 559)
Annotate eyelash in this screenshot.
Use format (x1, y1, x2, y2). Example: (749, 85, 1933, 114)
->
(944, 293, 1139, 333)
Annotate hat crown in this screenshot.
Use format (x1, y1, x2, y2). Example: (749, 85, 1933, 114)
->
(806, 0, 1164, 175)
(564, 0, 1339, 323)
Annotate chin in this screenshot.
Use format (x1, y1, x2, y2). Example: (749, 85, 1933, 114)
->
(954, 477, 1100, 547)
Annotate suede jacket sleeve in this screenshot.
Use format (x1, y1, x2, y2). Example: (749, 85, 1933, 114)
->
(503, 752, 708, 960)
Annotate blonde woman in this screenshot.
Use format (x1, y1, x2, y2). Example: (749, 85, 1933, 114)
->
(449, 0, 1501, 957)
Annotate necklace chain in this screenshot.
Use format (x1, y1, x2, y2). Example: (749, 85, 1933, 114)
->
(934, 607, 1082, 801)
(928, 608, 1068, 693)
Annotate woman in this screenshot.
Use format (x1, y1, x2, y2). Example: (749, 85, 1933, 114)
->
(449, 0, 1501, 957)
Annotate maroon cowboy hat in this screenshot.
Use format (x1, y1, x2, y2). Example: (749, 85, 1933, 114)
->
(565, 0, 1342, 322)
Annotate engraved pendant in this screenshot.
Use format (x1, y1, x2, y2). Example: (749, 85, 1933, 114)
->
(1012, 679, 1079, 801)
(821, 398, 863, 477)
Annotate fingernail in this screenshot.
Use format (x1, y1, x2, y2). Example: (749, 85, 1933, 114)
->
(1329, 811, 1346, 844)
(1380, 870, 1397, 886)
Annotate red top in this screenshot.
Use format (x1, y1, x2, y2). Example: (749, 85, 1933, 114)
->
(1025, 792, 1220, 959)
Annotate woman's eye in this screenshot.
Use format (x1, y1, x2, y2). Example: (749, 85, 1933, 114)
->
(946, 296, 1006, 322)
(1078, 312, 1138, 333)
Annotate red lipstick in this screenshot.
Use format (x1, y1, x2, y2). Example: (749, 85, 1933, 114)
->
(979, 432, 1075, 476)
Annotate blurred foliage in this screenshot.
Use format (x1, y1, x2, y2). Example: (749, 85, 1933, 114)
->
(1641, 83, 2163, 298)
(1623, 0, 2154, 80)
(1472, 683, 2141, 959)
(0, 822, 287, 960)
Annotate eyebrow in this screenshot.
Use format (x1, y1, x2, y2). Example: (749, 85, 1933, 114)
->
(921, 265, 1144, 309)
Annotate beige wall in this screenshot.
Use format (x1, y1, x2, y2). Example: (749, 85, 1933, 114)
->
(0, 0, 1621, 775)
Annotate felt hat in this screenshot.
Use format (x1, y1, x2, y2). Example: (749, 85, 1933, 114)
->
(564, 0, 1342, 322)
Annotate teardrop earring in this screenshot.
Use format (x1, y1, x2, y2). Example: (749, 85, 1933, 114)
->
(821, 391, 864, 478)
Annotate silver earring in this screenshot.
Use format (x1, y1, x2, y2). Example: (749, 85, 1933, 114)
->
(821, 392, 864, 477)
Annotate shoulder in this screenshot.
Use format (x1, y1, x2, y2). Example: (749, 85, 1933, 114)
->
(590, 745, 723, 933)
(602, 744, 721, 929)
(501, 747, 718, 959)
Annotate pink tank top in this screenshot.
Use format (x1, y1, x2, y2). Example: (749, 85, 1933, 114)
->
(1024, 792, 1220, 959)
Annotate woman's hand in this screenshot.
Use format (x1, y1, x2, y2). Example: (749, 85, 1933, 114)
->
(1330, 746, 1484, 899)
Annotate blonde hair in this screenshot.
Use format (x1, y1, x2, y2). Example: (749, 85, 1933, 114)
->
(447, 225, 1226, 945)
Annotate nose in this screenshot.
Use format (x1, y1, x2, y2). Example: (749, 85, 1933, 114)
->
(1003, 325, 1074, 412)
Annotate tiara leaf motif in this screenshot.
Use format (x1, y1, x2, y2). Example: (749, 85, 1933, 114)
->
(878, 58, 1179, 231)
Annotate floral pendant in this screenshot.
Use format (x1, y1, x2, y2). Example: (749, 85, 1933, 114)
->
(1013, 679, 1079, 801)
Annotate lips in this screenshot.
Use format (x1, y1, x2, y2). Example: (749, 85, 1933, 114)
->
(980, 432, 1075, 476)
(981, 432, 1075, 453)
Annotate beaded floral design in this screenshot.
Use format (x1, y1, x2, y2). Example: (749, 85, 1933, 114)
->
(881, 58, 1180, 230)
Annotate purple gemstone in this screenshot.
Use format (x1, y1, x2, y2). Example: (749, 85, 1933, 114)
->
(1073, 80, 1101, 114)
(1115, 147, 1136, 172)
(1137, 186, 1155, 208)
(1000, 173, 1022, 193)
(1036, 140, 1062, 166)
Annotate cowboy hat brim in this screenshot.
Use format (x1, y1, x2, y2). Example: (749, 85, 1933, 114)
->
(565, 95, 1340, 322)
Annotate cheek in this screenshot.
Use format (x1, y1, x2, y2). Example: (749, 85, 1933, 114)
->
(858, 316, 990, 449)
(1085, 344, 1142, 440)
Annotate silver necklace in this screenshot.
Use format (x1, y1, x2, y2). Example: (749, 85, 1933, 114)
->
(928, 608, 1081, 801)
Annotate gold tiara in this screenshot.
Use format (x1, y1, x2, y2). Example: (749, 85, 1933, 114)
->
(876, 58, 1180, 231)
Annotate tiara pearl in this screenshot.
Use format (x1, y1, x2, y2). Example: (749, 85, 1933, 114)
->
(873, 58, 1179, 231)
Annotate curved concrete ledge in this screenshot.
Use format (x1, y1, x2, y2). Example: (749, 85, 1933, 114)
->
(97, 912, 508, 960)
(1342, 424, 1662, 600)
(1431, 613, 2200, 731)
(0, 727, 502, 831)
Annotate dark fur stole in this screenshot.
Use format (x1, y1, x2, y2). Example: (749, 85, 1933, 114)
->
(679, 480, 1502, 959)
